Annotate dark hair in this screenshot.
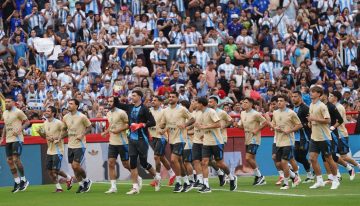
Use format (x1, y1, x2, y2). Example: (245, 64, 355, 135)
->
(180, 100, 190, 109)
(132, 90, 143, 98)
(197, 97, 208, 106)
(153, 95, 163, 102)
(48, 106, 57, 117)
(310, 86, 324, 96)
(277, 95, 288, 102)
(243, 97, 254, 104)
(270, 96, 278, 103)
(292, 90, 302, 96)
(209, 96, 219, 104)
(105, 79, 111, 83)
(170, 91, 179, 97)
(5, 95, 14, 100)
(69, 98, 80, 108)
(140, 78, 149, 88)
(332, 91, 342, 101)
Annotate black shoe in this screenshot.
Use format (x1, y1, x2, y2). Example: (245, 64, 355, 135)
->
(19, 180, 29, 191)
(198, 185, 212, 193)
(76, 185, 84, 193)
(82, 180, 92, 193)
(254, 176, 266, 186)
(230, 176, 237, 191)
(193, 180, 202, 188)
(11, 182, 20, 193)
(181, 182, 193, 192)
(173, 182, 183, 193)
(252, 176, 259, 185)
(219, 175, 226, 186)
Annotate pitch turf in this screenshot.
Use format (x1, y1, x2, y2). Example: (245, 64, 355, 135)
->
(0, 176, 359, 206)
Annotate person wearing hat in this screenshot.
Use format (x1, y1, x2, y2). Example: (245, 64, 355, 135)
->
(227, 13, 243, 38)
(226, 1, 240, 23)
(157, 77, 173, 96)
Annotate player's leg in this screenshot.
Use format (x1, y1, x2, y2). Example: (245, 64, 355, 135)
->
(213, 145, 237, 191)
(324, 152, 340, 189)
(57, 170, 73, 190)
(200, 153, 211, 193)
(246, 144, 265, 186)
(338, 137, 357, 180)
(295, 139, 313, 183)
(170, 143, 185, 192)
(309, 140, 325, 189)
(180, 149, 194, 192)
(127, 140, 142, 194)
(192, 143, 203, 188)
(105, 144, 120, 193)
(6, 143, 21, 193)
(272, 143, 284, 185)
(12, 142, 28, 191)
(138, 139, 159, 191)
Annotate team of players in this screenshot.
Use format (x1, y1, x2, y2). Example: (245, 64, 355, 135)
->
(1, 86, 359, 194)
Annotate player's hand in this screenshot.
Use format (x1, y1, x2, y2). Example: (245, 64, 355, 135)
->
(330, 126, 335, 131)
(48, 137, 54, 142)
(53, 138, 60, 144)
(130, 123, 145, 132)
(101, 132, 107, 137)
(177, 124, 186, 129)
(281, 129, 290, 135)
(306, 115, 316, 122)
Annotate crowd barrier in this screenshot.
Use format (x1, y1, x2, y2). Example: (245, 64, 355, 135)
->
(0, 112, 359, 187)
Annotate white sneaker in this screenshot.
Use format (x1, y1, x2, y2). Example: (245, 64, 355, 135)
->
(126, 188, 139, 195)
(105, 188, 117, 194)
(292, 175, 301, 188)
(309, 181, 325, 189)
(137, 176, 143, 191)
(280, 184, 289, 190)
(154, 179, 161, 192)
(330, 181, 340, 190)
(349, 168, 356, 181)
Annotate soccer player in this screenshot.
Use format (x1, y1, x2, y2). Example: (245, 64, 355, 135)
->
(37, 106, 73, 192)
(101, 96, 131, 193)
(1, 96, 30, 193)
(148, 96, 176, 187)
(307, 86, 340, 189)
(160, 91, 195, 193)
(195, 97, 237, 193)
(291, 91, 314, 183)
(63, 99, 93, 193)
(237, 97, 267, 186)
(330, 91, 359, 178)
(208, 96, 233, 186)
(271, 95, 302, 189)
(117, 90, 158, 195)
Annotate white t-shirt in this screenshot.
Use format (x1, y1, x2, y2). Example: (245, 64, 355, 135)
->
(87, 54, 102, 74)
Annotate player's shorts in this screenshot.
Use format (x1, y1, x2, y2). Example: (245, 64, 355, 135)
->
(68, 148, 85, 163)
(295, 138, 309, 152)
(108, 144, 129, 161)
(170, 142, 185, 156)
(202, 144, 224, 161)
(46, 154, 63, 171)
(192, 143, 203, 161)
(183, 149, 193, 162)
(309, 140, 332, 156)
(246, 144, 259, 155)
(275, 146, 294, 161)
(272, 143, 277, 155)
(150, 137, 167, 156)
(5, 142, 23, 157)
(338, 137, 350, 155)
(128, 138, 149, 158)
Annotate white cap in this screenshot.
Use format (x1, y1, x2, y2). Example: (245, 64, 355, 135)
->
(348, 65, 358, 72)
(231, 14, 239, 19)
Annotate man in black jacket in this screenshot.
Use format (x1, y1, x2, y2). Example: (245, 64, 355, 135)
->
(291, 91, 314, 183)
(117, 90, 158, 195)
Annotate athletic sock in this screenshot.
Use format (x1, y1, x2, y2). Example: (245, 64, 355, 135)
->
(110, 180, 117, 189)
(316, 175, 324, 183)
(155, 173, 161, 181)
(84, 178, 89, 182)
(176, 176, 182, 184)
(20, 176, 26, 181)
(168, 169, 175, 177)
(133, 183, 139, 190)
(284, 178, 289, 185)
(278, 170, 284, 178)
(56, 183, 62, 190)
(345, 164, 353, 171)
(203, 178, 209, 188)
(189, 174, 195, 182)
(197, 174, 204, 184)
(79, 180, 84, 187)
(137, 176, 142, 181)
(66, 174, 72, 181)
(183, 176, 190, 185)
(254, 168, 261, 177)
(229, 173, 235, 180)
(306, 171, 313, 178)
(289, 170, 296, 178)
(328, 174, 334, 181)
(217, 169, 224, 176)
(14, 177, 20, 184)
(294, 170, 299, 176)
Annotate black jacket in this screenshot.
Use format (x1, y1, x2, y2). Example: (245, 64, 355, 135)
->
(118, 103, 156, 139)
(294, 103, 311, 140)
(326, 102, 344, 137)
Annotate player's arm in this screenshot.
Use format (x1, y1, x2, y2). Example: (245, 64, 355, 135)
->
(253, 114, 267, 134)
(283, 113, 303, 134)
(223, 113, 233, 128)
(330, 107, 344, 131)
(307, 105, 331, 124)
(178, 108, 195, 129)
(199, 120, 221, 129)
(37, 125, 46, 138)
(111, 115, 129, 134)
(0, 125, 5, 143)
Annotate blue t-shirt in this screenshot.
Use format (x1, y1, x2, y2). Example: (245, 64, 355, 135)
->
(153, 73, 166, 90)
(13, 42, 28, 64)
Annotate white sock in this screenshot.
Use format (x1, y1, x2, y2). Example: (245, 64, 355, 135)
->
(279, 170, 284, 178)
(328, 174, 334, 180)
(110, 180, 117, 189)
(284, 177, 289, 185)
(66, 175, 72, 181)
(189, 174, 194, 182)
(193, 170, 197, 175)
(229, 173, 235, 180)
(197, 174, 203, 184)
(316, 175, 324, 183)
(204, 178, 209, 187)
(133, 183, 139, 190)
(20, 176, 26, 181)
(332, 176, 339, 183)
(289, 170, 296, 178)
(14, 177, 20, 184)
(79, 180, 84, 186)
(176, 176, 182, 184)
(56, 183, 62, 190)
(254, 168, 261, 177)
(217, 169, 224, 176)
(183, 176, 190, 185)
(84, 178, 89, 182)
(137, 176, 142, 181)
(307, 171, 313, 178)
(155, 173, 161, 181)
(294, 170, 299, 176)
(345, 164, 352, 171)
(168, 169, 175, 177)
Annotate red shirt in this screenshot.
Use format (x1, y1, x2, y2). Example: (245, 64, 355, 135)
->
(157, 85, 173, 96)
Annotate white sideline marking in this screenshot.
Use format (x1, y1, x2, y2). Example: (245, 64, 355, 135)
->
(95, 182, 307, 197)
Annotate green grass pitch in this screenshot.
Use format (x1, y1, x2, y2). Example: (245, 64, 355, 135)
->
(0, 176, 359, 206)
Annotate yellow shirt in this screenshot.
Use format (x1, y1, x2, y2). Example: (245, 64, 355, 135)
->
(201, 108, 223, 146)
(335, 103, 349, 138)
(238, 109, 266, 145)
(215, 108, 232, 143)
(107, 108, 129, 146)
(192, 110, 204, 144)
(41, 118, 65, 155)
(149, 107, 166, 139)
(63, 112, 92, 148)
(3, 107, 28, 143)
(161, 105, 192, 144)
(309, 100, 332, 141)
(272, 108, 301, 147)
